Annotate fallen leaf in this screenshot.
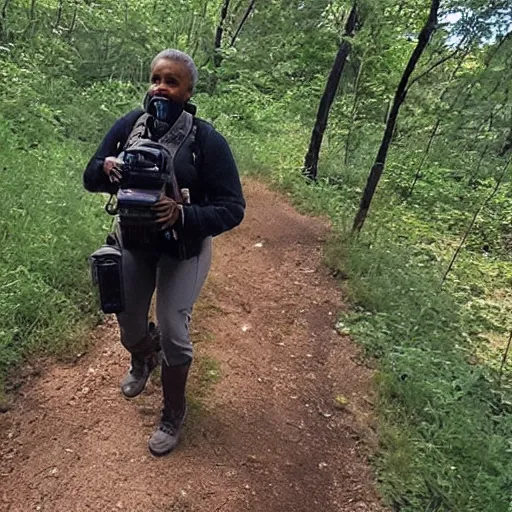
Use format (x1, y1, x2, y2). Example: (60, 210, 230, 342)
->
(334, 395, 349, 408)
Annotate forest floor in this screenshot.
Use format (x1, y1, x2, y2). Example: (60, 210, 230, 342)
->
(0, 179, 385, 512)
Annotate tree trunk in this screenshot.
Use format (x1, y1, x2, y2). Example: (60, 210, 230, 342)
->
(352, 0, 440, 233)
(467, 141, 490, 186)
(186, 11, 196, 51)
(24, 0, 37, 37)
(499, 330, 512, 385)
(230, 0, 255, 47)
(406, 82, 466, 197)
(29, 0, 36, 24)
(0, 0, 11, 40)
(54, 0, 63, 29)
(213, 0, 231, 67)
(499, 127, 512, 157)
(66, 0, 78, 38)
(303, 3, 359, 180)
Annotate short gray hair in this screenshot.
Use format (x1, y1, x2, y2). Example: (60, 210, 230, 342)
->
(151, 49, 198, 91)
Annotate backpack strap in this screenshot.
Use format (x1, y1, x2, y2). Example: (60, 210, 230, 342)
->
(124, 113, 150, 149)
(125, 111, 195, 161)
(158, 110, 194, 158)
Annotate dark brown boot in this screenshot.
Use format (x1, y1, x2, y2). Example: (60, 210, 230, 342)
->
(120, 323, 161, 399)
(148, 360, 190, 456)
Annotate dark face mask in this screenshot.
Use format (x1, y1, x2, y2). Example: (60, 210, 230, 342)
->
(143, 94, 183, 123)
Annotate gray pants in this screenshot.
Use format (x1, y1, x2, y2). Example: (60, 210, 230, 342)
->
(117, 237, 212, 366)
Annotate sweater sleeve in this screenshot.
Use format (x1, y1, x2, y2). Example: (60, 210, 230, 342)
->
(83, 109, 143, 193)
(182, 128, 245, 238)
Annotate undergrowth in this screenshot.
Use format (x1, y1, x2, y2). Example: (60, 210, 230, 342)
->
(2, 58, 512, 510)
(215, 91, 512, 511)
(0, 61, 138, 398)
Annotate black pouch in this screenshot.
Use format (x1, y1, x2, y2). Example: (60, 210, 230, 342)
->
(117, 187, 161, 250)
(90, 239, 124, 314)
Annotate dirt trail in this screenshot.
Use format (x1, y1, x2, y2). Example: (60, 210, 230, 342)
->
(0, 179, 384, 512)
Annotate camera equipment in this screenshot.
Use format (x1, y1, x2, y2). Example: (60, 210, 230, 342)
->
(103, 103, 194, 251)
(90, 242, 124, 314)
(90, 103, 195, 315)
(107, 141, 182, 250)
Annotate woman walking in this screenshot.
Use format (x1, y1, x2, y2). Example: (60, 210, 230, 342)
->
(83, 49, 245, 456)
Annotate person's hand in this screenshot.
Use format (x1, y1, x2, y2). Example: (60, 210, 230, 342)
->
(151, 195, 181, 230)
(103, 156, 123, 183)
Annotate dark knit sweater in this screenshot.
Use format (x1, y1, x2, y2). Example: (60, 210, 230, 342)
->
(83, 108, 245, 257)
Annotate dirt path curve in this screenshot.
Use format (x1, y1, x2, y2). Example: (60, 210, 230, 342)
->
(1, 179, 384, 512)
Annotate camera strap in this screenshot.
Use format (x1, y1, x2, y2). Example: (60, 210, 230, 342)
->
(125, 111, 194, 158)
(158, 111, 194, 159)
(124, 110, 195, 199)
(105, 193, 118, 215)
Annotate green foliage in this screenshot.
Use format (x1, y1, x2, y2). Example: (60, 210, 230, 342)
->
(210, 87, 512, 509)
(1, 0, 512, 509)
(0, 132, 105, 381)
(0, 63, 139, 393)
(327, 233, 512, 511)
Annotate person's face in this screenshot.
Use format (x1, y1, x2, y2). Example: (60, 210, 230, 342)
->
(149, 58, 193, 105)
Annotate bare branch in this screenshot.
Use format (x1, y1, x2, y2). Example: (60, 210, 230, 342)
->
(54, 0, 63, 29)
(230, 0, 256, 47)
(442, 153, 512, 283)
(407, 48, 461, 90)
(499, 331, 512, 385)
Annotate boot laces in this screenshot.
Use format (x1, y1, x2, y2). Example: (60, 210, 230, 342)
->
(161, 404, 185, 434)
(158, 422, 177, 436)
